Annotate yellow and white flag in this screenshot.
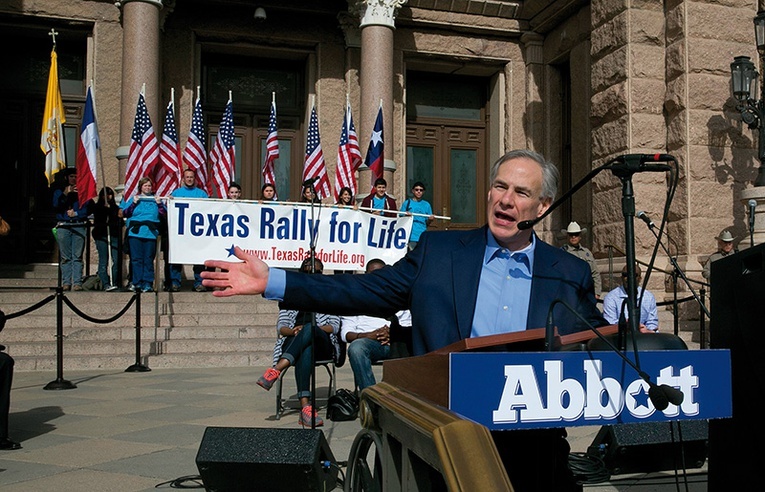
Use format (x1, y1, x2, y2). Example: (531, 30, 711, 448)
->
(41, 49, 66, 184)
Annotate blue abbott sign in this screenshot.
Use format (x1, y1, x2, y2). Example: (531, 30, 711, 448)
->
(449, 350, 731, 430)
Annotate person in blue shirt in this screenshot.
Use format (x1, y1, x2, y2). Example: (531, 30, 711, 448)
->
(169, 169, 209, 291)
(602, 263, 659, 332)
(121, 177, 166, 293)
(400, 181, 434, 250)
(52, 169, 90, 291)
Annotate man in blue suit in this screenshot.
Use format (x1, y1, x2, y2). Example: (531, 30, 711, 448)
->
(203, 149, 605, 353)
(203, 149, 605, 490)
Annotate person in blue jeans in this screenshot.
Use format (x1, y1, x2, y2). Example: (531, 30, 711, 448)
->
(339, 258, 396, 391)
(92, 187, 121, 291)
(52, 169, 90, 291)
(121, 177, 165, 293)
(169, 169, 209, 291)
(400, 181, 434, 251)
(256, 258, 340, 428)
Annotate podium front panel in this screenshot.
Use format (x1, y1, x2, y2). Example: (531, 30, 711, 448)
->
(449, 350, 731, 431)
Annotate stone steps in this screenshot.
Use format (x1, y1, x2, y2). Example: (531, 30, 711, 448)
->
(11, 351, 274, 372)
(0, 264, 280, 371)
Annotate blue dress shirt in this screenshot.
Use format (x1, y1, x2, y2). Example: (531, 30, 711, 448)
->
(471, 231, 535, 337)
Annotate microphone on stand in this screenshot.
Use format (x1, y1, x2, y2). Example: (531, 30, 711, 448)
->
(749, 199, 757, 247)
(619, 153, 675, 163)
(545, 299, 684, 411)
(303, 176, 320, 187)
(608, 154, 673, 175)
(636, 211, 656, 230)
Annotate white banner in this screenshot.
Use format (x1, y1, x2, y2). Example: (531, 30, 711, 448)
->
(166, 198, 412, 271)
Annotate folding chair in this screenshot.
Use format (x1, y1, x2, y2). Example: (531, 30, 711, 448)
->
(275, 359, 336, 420)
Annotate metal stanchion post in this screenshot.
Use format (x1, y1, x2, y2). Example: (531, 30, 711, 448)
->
(125, 291, 150, 372)
(44, 286, 77, 390)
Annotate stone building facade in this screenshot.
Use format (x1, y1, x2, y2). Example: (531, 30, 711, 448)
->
(0, 0, 762, 296)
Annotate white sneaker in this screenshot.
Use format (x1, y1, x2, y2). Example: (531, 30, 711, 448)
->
(105, 285, 119, 292)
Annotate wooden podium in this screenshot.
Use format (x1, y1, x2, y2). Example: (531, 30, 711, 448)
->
(345, 325, 618, 491)
(382, 325, 618, 407)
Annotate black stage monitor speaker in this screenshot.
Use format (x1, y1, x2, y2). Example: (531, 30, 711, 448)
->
(708, 243, 765, 490)
(587, 421, 708, 476)
(195, 427, 337, 492)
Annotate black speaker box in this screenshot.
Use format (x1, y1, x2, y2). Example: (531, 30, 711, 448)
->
(587, 421, 708, 476)
(195, 427, 337, 492)
(708, 243, 765, 490)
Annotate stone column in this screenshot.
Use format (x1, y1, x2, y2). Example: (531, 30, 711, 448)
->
(520, 32, 545, 151)
(354, 0, 406, 190)
(115, 0, 163, 179)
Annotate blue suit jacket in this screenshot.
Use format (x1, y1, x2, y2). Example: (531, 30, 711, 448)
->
(281, 226, 606, 355)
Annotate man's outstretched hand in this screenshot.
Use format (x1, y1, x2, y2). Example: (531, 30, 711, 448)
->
(202, 247, 269, 297)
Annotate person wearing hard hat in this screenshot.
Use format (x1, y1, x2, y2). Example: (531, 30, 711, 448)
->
(561, 221, 602, 298)
(702, 230, 738, 280)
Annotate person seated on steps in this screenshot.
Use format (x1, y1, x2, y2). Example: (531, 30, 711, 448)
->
(256, 257, 341, 427)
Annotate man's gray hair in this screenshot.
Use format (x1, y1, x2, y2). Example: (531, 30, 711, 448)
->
(489, 149, 559, 201)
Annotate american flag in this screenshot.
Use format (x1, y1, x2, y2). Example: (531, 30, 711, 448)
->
(183, 97, 210, 195)
(209, 97, 236, 198)
(124, 91, 159, 200)
(154, 97, 182, 197)
(262, 97, 279, 199)
(302, 104, 331, 200)
(333, 102, 362, 202)
(364, 105, 384, 192)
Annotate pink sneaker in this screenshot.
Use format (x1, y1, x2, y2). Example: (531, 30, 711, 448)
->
(256, 367, 280, 391)
(299, 405, 323, 427)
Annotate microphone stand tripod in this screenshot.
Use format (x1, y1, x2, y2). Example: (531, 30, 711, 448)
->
(608, 157, 646, 349)
(643, 223, 711, 329)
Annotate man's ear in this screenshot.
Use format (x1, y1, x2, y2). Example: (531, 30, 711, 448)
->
(538, 197, 552, 217)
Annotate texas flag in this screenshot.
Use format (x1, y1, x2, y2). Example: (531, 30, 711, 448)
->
(364, 104, 384, 191)
(75, 85, 99, 203)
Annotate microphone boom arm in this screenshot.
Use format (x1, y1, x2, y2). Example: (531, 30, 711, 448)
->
(518, 162, 612, 230)
(645, 224, 711, 319)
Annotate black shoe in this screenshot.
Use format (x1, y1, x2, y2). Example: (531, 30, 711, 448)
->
(0, 438, 21, 450)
